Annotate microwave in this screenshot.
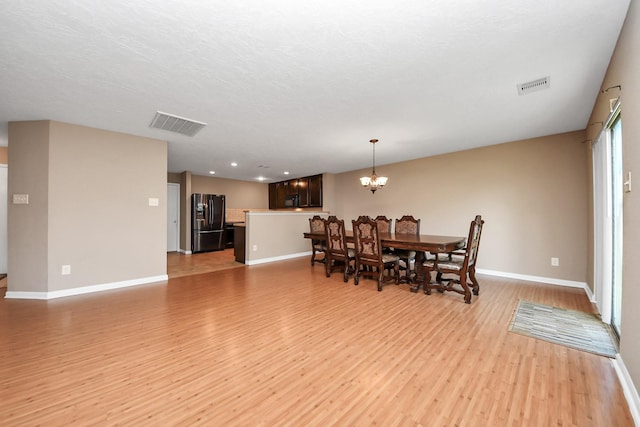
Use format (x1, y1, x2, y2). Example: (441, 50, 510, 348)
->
(284, 194, 299, 207)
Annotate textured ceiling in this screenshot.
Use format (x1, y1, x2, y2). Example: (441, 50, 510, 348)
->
(0, 0, 630, 182)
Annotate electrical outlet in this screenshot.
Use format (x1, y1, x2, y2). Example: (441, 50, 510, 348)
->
(61, 265, 71, 275)
(551, 257, 559, 267)
(252, 245, 258, 252)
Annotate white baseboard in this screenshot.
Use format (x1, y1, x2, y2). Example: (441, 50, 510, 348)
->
(477, 268, 588, 291)
(4, 275, 168, 300)
(582, 282, 596, 303)
(178, 248, 192, 254)
(245, 251, 310, 266)
(612, 354, 640, 426)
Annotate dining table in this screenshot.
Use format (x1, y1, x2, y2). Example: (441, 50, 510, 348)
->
(303, 230, 466, 292)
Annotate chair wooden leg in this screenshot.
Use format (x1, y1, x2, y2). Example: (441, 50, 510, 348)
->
(385, 262, 400, 285)
(423, 269, 432, 295)
(469, 266, 480, 295)
(394, 263, 399, 285)
(343, 262, 349, 283)
(325, 259, 331, 278)
(434, 271, 446, 293)
(460, 274, 472, 304)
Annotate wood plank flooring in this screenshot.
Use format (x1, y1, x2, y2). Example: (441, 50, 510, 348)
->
(167, 249, 243, 278)
(0, 255, 634, 426)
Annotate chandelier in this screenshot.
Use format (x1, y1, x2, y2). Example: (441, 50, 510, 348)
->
(359, 139, 388, 193)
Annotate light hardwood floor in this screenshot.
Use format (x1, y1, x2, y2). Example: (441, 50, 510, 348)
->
(0, 255, 634, 426)
(167, 249, 243, 278)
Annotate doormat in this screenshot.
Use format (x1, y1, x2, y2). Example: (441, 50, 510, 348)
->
(508, 300, 617, 358)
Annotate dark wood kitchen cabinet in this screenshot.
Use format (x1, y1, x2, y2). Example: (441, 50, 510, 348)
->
(298, 174, 322, 207)
(269, 182, 288, 209)
(268, 174, 322, 209)
(284, 179, 299, 196)
(268, 183, 278, 209)
(307, 174, 322, 207)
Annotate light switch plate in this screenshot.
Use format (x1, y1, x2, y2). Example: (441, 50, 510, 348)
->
(624, 171, 631, 193)
(13, 194, 29, 204)
(148, 197, 159, 206)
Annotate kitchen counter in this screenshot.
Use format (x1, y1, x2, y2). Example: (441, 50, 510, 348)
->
(233, 224, 246, 263)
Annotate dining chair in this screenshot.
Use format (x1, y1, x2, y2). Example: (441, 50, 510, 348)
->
(374, 215, 392, 233)
(352, 216, 400, 291)
(374, 215, 394, 256)
(308, 215, 326, 265)
(423, 215, 484, 304)
(394, 215, 420, 282)
(324, 216, 356, 282)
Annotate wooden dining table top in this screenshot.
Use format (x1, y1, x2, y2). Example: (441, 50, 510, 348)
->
(303, 231, 466, 253)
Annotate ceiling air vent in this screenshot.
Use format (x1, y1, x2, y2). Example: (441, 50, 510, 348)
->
(149, 111, 206, 137)
(517, 76, 550, 96)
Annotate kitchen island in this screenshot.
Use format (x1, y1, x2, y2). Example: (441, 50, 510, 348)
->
(233, 223, 245, 263)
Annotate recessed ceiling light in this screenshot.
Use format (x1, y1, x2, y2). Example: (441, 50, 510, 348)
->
(231, 162, 238, 167)
(209, 171, 216, 175)
(284, 171, 290, 175)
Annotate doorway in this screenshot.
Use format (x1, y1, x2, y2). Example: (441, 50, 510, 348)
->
(0, 164, 7, 275)
(609, 111, 623, 338)
(167, 183, 180, 252)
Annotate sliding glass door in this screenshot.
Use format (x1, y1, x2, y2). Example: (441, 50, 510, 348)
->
(592, 100, 622, 339)
(609, 111, 623, 338)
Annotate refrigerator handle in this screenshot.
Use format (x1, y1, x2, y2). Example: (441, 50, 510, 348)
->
(208, 197, 214, 227)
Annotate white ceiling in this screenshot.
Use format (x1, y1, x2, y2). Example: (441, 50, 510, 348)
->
(0, 0, 630, 182)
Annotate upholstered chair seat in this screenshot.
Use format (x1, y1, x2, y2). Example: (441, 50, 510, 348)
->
(426, 258, 463, 271)
(381, 252, 400, 264)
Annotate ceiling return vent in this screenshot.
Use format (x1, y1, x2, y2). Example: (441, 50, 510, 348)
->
(149, 111, 207, 136)
(517, 76, 550, 96)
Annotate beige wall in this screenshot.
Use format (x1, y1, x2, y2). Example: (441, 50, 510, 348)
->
(587, 0, 640, 400)
(190, 174, 268, 209)
(245, 211, 326, 264)
(321, 172, 337, 214)
(332, 131, 588, 283)
(7, 121, 50, 292)
(8, 120, 167, 294)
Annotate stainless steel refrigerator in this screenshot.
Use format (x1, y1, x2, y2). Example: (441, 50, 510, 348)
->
(191, 193, 226, 253)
